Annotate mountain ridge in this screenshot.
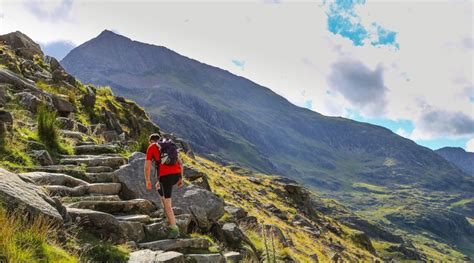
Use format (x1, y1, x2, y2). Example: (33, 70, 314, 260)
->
(61, 30, 474, 258)
(436, 146, 474, 176)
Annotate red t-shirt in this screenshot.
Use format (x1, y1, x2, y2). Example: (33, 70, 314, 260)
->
(146, 143, 181, 177)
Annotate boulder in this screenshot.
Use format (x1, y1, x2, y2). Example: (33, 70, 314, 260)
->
(183, 165, 205, 181)
(175, 214, 192, 235)
(189, 205, 211, 230)
(81, 86, 96, 109)
(87, 183, 122, 195)
(31, 150, 53, 166)
(0, 69, 37, 91)
(224, 252, 242, 263)
(0, 168, 63, 223)
(128, 250, 170, 263)
(0, 31, 43, 60)
(144, 221, 169, 241)
(15, 92, 42, 113)
(154, 251, 185, 263)
(224, 205, 247, 220)
(44, 56, 61, 71)
(120, 221, 145, 242)
(116, 214, 151, 224)
(67, 207, 126, 243)
(185, 254, 223, 263)
(0, 110, 12, 124)
(114, 155, 224, 221)
(222, 223, 245, 247)
(19, 172, 88, 187)
(23, 165, 87, 179)
(239, 215, 258, 226)
(51, 94, 76, 116)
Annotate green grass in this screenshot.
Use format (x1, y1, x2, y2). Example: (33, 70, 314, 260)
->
(450, 198, 474, 208)
(37, 105, 60, 150)
(0, 206, 78, 262)
(68, 232, 129, 262)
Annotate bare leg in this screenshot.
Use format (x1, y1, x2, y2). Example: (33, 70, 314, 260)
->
(160, 196, 176, 226)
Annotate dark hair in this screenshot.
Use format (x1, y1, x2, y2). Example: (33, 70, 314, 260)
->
(148, 133, 161, 142)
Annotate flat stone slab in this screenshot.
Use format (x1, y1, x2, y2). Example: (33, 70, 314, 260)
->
(60, 195, 121, 204)
(68, 199, 155, 215)
(138, 238, 212, 251)
(60, 156, 127, 169)
(185, 254, 223, 263)
(128, 250, 184, 263)
(116, 214, 151, 223)
(85, 172, 114, 183)
(75, 144, 120, 155)
(88, 183, 122, 195)
(23, 165, 86, 179)
(86, 166, 113, 173)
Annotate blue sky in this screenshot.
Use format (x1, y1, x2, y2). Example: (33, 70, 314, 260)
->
(2, 0, 472, 151)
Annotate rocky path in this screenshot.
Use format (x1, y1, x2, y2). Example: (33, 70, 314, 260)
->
(22, 138, 241, 263)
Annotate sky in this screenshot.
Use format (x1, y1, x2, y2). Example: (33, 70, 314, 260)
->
(1, 0, 473, 152)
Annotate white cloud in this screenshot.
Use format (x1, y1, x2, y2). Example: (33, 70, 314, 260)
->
(1, 0, 472, 142)
(466, 138, 474, 153)
(396, 128, 410, 139)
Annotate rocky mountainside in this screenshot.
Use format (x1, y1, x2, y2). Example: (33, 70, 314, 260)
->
(436, 147, 474, 176)
(61, 30, 474, 259)
(0, 31, 448, 262)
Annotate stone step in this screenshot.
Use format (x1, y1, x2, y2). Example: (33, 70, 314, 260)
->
(60, 195, 121, 204)
(76, 141, 96, 146)
(60, 155, 127, 169)
(23, 165, 86, 179)
(86, 166, 113, 173)
(186, 254, 223, 263)
(128, 250, 184, 263)
(85, 172, 114, 183)
(115, 214, 152, 224)
(67, 199, 156, 215)
(88, 183, 122, 195)
(75, 144, 120, 155)
(138, 238, 212, 252)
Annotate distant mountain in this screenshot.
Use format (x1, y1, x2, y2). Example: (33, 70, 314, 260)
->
(62, 30, 474, 257)
(436, 147, 474, 176)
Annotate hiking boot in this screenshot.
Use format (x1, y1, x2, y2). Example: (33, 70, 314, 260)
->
(168, 225, 180, 239)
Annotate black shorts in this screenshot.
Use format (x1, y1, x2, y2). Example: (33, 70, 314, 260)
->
(157, 173, 181, 198)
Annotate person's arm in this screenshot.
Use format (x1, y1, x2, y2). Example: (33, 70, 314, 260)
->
(144, 160, 152, 189)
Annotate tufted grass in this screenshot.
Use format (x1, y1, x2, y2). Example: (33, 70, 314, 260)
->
(0, 206, 77, 262)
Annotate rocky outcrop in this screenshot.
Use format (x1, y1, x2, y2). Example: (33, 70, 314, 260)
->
(0, 168, 63, 223)
(113, 153, 224, 221)
(67, 207, 126, 243)
(0, 31, 43, 60)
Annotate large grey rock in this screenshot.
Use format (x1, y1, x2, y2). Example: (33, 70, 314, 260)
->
(31, 150, 53, 166)
(51, 94, 76, 116)
(19, 172, 88, 187)
(15, 92, 42, 113)
(222, 223, 244, 247)
(144, 221, 169, 241)
(0, 168, 63, 223)
(120, 221, 145, 242)
(138, 238, 212, 251)
(68, 199, 155, 215)
(189, 205, 210, 229)
(224, 205, 247, 220)
(67, 207, 126, 243)
(81, 86, 96, 109)
(114, 155, 225, 221)
(0, 69, 37, 91)
(0, 31, 43, 59)
(116, 214, 151, 224)
(185, 254, 223, 263)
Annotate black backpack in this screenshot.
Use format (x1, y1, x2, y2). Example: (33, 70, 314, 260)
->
(156, 139, 179, 165)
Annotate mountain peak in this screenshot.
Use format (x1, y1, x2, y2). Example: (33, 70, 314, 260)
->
(95, 29, 131, 42)
(436, 147, 467, 153)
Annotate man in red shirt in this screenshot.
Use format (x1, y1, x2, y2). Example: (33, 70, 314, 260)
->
(144, 133, 183, 238)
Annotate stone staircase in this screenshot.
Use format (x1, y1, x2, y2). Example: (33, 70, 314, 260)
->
(22, 140, 241, 263)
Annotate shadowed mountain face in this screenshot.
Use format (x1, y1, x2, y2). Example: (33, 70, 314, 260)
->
(61, 30, 473, 192)
(436, 147, 474, 176)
